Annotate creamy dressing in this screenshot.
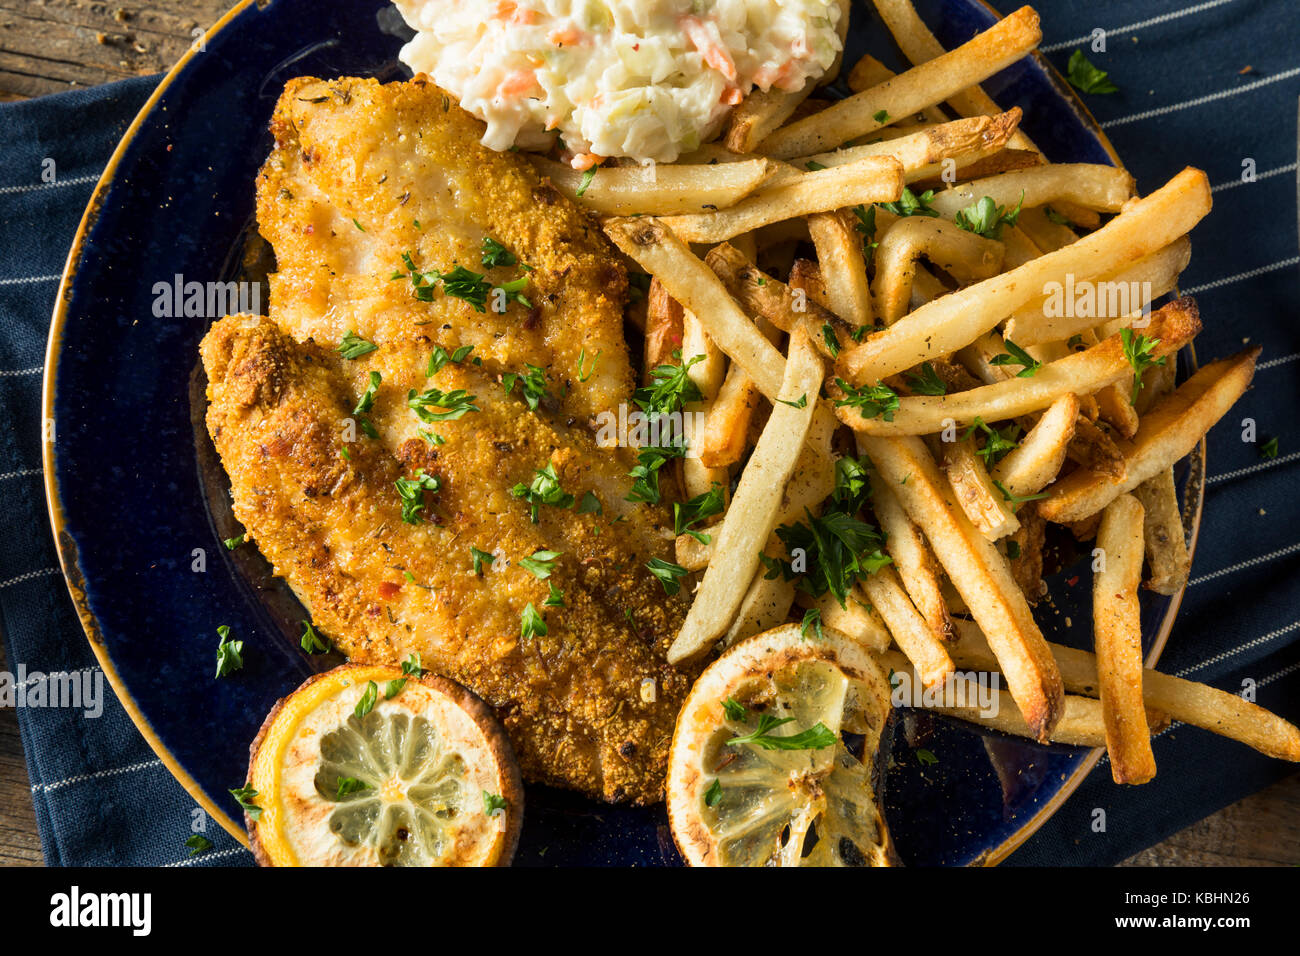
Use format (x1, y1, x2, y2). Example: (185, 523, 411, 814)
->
(394, 0, 843, 165)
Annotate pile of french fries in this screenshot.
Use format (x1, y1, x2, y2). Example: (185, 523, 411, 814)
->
(565, 1, 1299, 780)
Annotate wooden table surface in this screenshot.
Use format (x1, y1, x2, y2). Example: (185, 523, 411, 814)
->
(2, 0, 1297, 867)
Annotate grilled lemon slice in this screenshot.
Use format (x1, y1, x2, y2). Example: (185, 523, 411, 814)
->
(246, 663, 522, 866)
(667, 624, 896, 866)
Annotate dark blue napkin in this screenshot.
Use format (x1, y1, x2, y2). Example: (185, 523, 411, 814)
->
(1, 0, 1296, 867)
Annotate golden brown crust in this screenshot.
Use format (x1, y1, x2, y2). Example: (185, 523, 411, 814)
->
(207, 77, 698, 805)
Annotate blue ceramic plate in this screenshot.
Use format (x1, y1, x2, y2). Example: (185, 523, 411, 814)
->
(44, 0, 1202, 866)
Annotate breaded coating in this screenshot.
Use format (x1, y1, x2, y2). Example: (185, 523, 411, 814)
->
(202, 77, 696, 804)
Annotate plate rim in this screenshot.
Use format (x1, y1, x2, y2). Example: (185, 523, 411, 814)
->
(39, 0, 1205, 865)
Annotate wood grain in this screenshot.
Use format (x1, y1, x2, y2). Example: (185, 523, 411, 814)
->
(1, 0, 1296, 867)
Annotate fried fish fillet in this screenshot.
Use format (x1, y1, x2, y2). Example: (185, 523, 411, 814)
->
(202, 77, 695, 804)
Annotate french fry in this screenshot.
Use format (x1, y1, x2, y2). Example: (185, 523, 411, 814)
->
(657, 156, 904, 244)
(604, 218, 787, 401)
(943, 437, 1021, 540)
(877, 652, 1129, 748)
(1006, 502, 1046, 604)
(1132, 467, 1191, 595)
(927, 164, 1136, 219)
(792, 110, 1022, 183)
(1004, 238, 1192, 346)
(758, 7, 1042, 158)
(947, 619, 1300, 761)
(1014, 205, 1080, 252)
(721, 571, 797, 648)
(866, 467, 953, 641)
(724, 84, 816, 154)
(802, 587, 893, 654)
(1040, 348, 1260, 523)
(868, 0, 1034, 141)
(845, 53, 949, 124)
(644, 279, 685, 378)
(696, 364, 762, 468)
(861, 564, 955, 688)
(668, 326, 825, 663)
(1068, 415, 1127, 479)
(835, 298, 1201, 436)
(836, 168, 1212, 386)
(807, 210, 873, 327)
(1093, 494, 1156, 784)
(680, 311, 731, 498)
(871, 217, 1004, 325)
(1094, 381, 1141, 439)
(860, 435, 1064, 740)
(990, 393, 1079, 497)
(529, 155, 775, 215)
(704, 242, 857, 357)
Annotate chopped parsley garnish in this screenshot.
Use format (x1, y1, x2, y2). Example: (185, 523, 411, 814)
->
(426, 343, 474, 376)
(822, 323, 841, 358)
(776, 393, 808, 409)
(766, 508, 892, 608)
(626, 444, 686, 505)
(635, 351, 705, 419)
(338, 329, 377, 359)
(800, 607, 823, 641)
(904, 362, 947, 396)
(1120, 329, 1166, 404)
(215, 625, 243, 678)
(1067, 49, 1119, 95)
(495, 275, 532, 310)
(674, 484, 725, 542)
(704, 779, 723, 807)
(831, 455, 872, 513)
(395, 469, 441, 524)
(543, 582, 566, 607)
(353, 370, 381, 415)
(990, 339, 1042, 377)
(439, 265, 493, 311)
(352, 218, 366, 232)
(520, 602, 547, 640)
(1006, 540, 1022, 560)
(481, 236, 518, 269)
(354, 681, 378, 719)
(502, 364, 551, 410)
(184, 835, 213, 856)
(646, 557, 689, 596)
(852, 203, 879, 258)
(872, 109, 890, 124)
(229, 785, 261, 821)
(916, 748, 939, 766)
(576, 168, 596, 197)
(407, 386, 479, 422)
(1260, 437, 1279, 460)
(471, 547, 494, 574)
(519, 549, 562, 579)
(954, 191, 1024, 240)
(336, 777, 372, 798)
(418, 429, 445, 446)
(880, 186, 938, 218)
(805, 160, 827, 171)
(512, 461, 575, 522)
(300, 620, 330, 654)
(384, 678, 407, 699)
(576, 490, 603, 515)
(578, 348, 602, 383)
(726, 714, 838, 751)
(722, 697, 749, 721)
(222, 533, 245, 550)
(483, 791, 509, 817)
(834, 378, 900, 422)
(963, 417, 1020, 467)
(1045, 206, 1072, 226)
(993, 480, 1050, 508)
(402, 654, 424, 677)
